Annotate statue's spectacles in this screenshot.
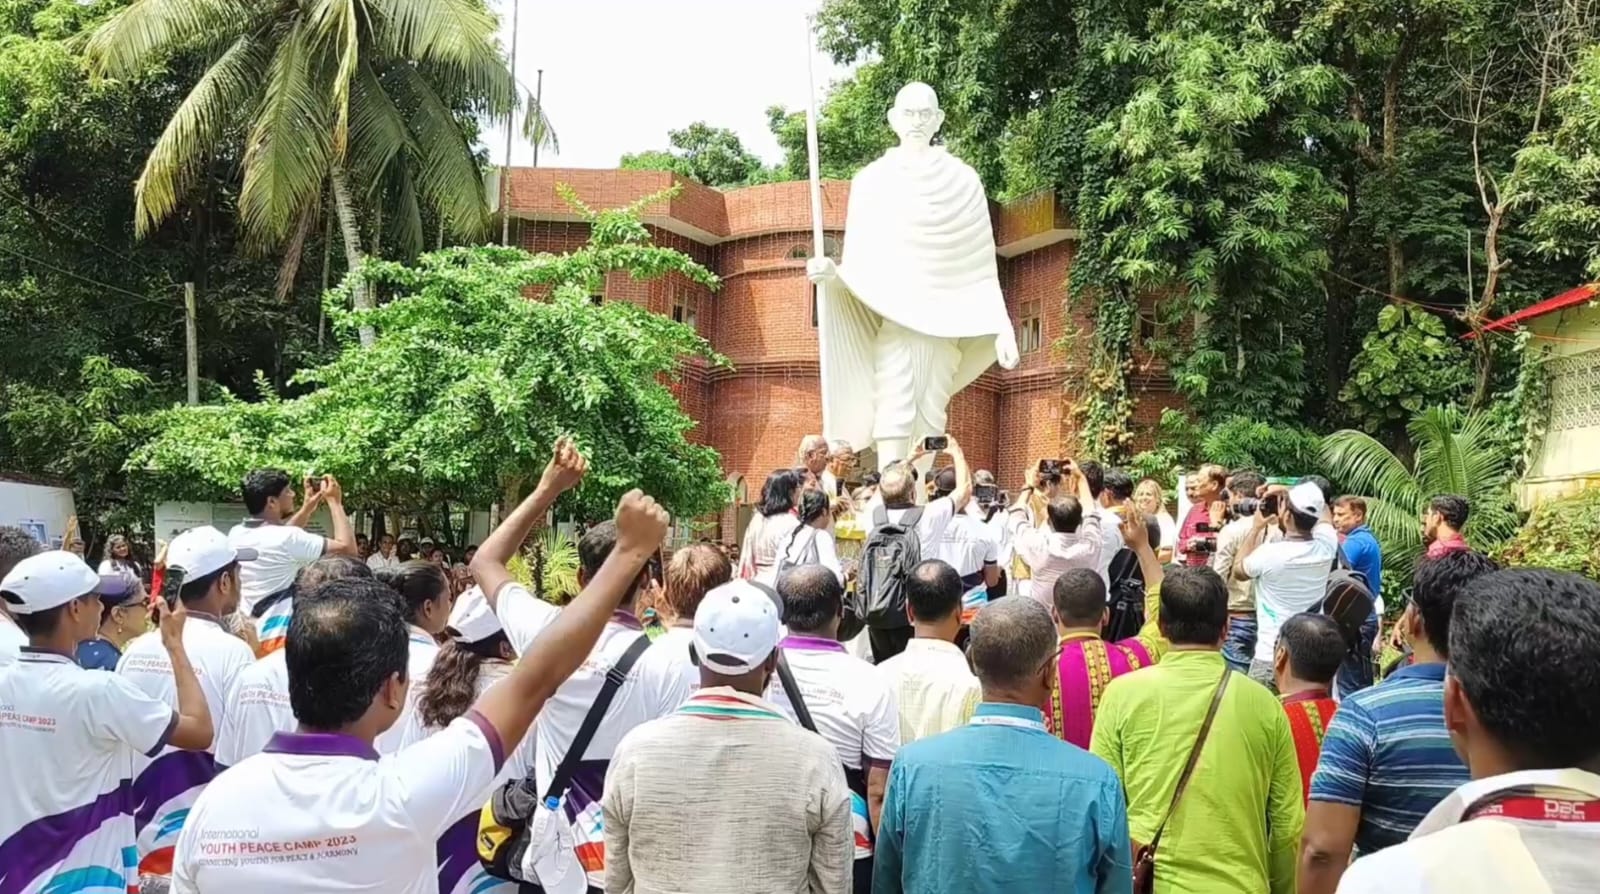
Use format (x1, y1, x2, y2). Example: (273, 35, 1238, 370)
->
(897, 108, 939, 122)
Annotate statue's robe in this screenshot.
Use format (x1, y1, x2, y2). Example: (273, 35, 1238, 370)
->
(818, 147, 1015, 453)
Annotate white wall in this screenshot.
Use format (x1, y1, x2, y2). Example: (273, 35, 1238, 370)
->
(0, 481, 77, 546)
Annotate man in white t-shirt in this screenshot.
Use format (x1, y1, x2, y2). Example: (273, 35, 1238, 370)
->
(630, 543, 731, 708)
(862, 435, 971, 662)
(474, 446, 684, 892)
(213, 555, 373, 767)
(226, 469, 358, 651)
(1234, 481, 1337, 689)
(118, 526, 257, 885)
(174, 440, 671, 894)
(767, 565, 901, 891)
(0, 551, 214, 894)
(0, 526, 40, 667)
(928, 468, 999, 622)
(366, 534, 401, 572)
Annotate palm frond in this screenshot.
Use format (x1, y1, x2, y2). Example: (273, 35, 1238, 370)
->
(307, 0, 363, 156)
(133, 34, 271, 236)
(239, 23, 334, 248)
(1410, 406, 1472, 496)
(387, 161, 425, 262)
(348, 60, 416, 191)
(368, 0, 504, 92)
(1320, 429, 1423, 511)
(275, 195, 323, 302)
(85, 0, 253, 78)
(1363, 495, 1424, 581)
(520, 87, 559, 153)
(388, 64, 489, 240)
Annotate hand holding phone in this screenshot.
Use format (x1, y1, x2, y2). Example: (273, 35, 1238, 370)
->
(923, 435, 949, 452)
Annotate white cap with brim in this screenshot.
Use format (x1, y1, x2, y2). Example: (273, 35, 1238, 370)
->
(166, 526, 258, 580)
(0, 550, 124, 614)
(1288, 481, 1327, 518)
(448, 586, 502, 644)
(692, 580, 782, 675)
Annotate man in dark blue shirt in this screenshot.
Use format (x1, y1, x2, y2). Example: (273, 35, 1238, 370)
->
(1332, 496, 1383, 697)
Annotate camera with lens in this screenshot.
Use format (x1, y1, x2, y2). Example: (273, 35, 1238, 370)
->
(1038, 458, 1072, 484)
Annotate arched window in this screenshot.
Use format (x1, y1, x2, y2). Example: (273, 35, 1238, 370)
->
(787, 237, 841, 260)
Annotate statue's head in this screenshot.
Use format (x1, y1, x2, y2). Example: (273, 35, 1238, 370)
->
(889, 82, 944, 149)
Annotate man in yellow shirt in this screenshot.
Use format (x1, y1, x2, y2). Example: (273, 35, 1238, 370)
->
(1090, 564, 1302, 894)
(877, 561, 981, 743)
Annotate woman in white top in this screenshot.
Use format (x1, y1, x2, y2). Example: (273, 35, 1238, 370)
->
(1135, 478, 1178, 564)
(371, 561, 452, 754)
(740, 468, 805, 579)
(98, 534, 147, 583)
(769, 489, 844, 585)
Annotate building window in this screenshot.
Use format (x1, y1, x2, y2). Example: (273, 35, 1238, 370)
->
(1018, 301, 1043, 354)
(671, 288, 699, 331)
(1135, 299, 1168, 352)
(589, 293, 603, 306)
(787, 236, 842, 260)
(811, 286, 819, 328)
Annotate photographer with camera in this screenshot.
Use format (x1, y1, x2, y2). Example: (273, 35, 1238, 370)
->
(1007, 460, 1103, 605)
(1209, 470, 1268, 673)
(1177, 464, 1229, 566)
(929, 468, 1002, 622)
(969, 471, 1012, 602)
(1232, 482, 1338, 689)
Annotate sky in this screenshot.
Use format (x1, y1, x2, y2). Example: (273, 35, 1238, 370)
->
(481, 0, 855, 170)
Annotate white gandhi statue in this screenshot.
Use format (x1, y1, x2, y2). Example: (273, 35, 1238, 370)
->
(807, 82, 1019, 472)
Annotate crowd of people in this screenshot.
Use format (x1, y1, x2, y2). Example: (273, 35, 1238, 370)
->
(0, 432, 1596, 894)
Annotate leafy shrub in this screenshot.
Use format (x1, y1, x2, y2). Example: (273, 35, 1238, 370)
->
(1202, 417, 1325, 477)
(1496, 488, 1600, 577)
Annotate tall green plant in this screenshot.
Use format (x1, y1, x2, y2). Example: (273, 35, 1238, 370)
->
(1320, 406, 1520, 579)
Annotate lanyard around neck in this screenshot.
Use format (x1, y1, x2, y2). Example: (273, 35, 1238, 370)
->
(969, 713, 1046, 732)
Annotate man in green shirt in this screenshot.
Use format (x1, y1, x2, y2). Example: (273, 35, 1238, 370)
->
(1091, 565, 1303, 894)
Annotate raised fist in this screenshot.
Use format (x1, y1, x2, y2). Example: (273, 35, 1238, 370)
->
(614, 489, 669, 554)
(540, 436, 589, 494)
(806, 256, 839, 285)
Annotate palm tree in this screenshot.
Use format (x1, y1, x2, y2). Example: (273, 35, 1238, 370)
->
(86, 0, 556, 345)
(1320, 406, 1520, 581)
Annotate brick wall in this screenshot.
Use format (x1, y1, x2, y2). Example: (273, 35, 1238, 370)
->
(509, 173, 1160, 534)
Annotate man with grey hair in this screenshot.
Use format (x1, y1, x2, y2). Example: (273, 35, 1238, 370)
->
(798, 434, 831, 489)
(874, 597, 1133, 893)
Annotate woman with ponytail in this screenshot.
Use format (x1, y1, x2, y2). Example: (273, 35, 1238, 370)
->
(372, 560, 454, 755)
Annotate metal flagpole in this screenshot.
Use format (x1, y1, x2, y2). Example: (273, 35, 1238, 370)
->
(500, 0, 521, 246)
(531, 69, 545, 169)
(804, 14, 825, 258)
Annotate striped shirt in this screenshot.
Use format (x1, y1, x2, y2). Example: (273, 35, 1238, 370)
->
(1309, 663, 1469, 853)
(876, 638, 981, 743)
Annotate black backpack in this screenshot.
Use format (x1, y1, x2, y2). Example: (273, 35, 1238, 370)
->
(859, 505, 923, 629)
(1102, 547, 1147, 643)
(1318, 548, 1377, 652)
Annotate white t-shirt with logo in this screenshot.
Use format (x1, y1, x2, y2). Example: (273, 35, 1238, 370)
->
(0, 614, 25, 667)
(117, 615, 254, 876)
(215, 651, 292, 767)
(494, 582, 682, 889)
(764, 635, 900, 860)
(227, 521, 326, 615)
(869, 495, 958, 555)
(171, 715, 504, 894)
(0, 651, 177, 893)
(1243, 532, 1338, 662)
(375, 628, 442, 755)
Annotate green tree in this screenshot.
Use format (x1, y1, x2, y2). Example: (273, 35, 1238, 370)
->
(620, 122, 774, 189)
(1516, 45, 1600, 279)
(1340, 305, 1472, 437)
(1320, 406, 1520, 579)
(128, 191, 731, 521)
(85, 0, 542, 344)
(766, 61, 896, 181)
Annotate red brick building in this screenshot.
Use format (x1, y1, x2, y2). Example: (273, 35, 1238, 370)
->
(498, 168, 1184, 535)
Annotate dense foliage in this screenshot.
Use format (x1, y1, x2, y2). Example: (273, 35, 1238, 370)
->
(620, 123, 777, 189)
(1497, 488, 1600, 577)
(129, 199, 730, 521)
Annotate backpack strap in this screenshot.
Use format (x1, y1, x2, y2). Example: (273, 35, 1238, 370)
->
(872, 504, 889, 527)
(776, 649, 817, 733)
(541, 634, 652, 803)
(902, 506, 924, 528)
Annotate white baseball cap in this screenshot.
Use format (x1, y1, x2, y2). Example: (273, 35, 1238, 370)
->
(0, 550, 120, 614)
(448, 586, 502, 644)
(692, 580, 782, 675)
(166, 526, 258, 580)
(1288, 481, 1327, 518)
